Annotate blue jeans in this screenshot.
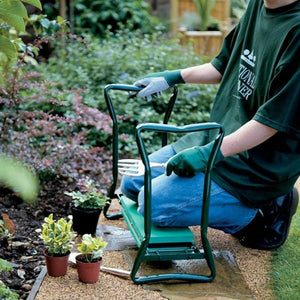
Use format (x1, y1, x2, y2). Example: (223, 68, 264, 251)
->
(120, 145, 258, 234)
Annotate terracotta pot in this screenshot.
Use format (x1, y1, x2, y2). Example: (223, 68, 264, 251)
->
(44, 249, 70, 277)
(71, 206, 101, 235)
(75, 254, 102, 283)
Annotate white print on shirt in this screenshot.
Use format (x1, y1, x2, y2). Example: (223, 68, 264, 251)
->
(238, 49, 257, 100)
(241, 49, 256, 67)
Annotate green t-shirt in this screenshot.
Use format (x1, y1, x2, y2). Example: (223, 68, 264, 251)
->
(173, 0, 300, 208)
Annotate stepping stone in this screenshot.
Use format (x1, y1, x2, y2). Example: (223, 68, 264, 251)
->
(96, 224, 136, 251)
(122, 249, 253, 299)
(97, 225, 253, 299)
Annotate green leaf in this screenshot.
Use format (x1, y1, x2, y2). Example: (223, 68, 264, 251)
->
(0, 11, 25, 31)
(40, 18, 50, 28)
(0, 36, 17, 59)
(21, 0, 42, 10)
(56, 15, 64, 24)
(24, 55, 38, 66)
(0, 153, 39, 205)
(0, 0, 28, 18)
(0, 258, 13, 271)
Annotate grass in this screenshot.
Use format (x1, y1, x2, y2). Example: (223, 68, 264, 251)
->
(269, 191, 300, 299)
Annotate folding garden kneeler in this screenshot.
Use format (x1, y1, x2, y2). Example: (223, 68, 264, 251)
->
(103, 84, 224, 283)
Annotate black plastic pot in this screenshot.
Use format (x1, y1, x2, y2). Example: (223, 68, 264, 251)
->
(71, 206, 101, 235)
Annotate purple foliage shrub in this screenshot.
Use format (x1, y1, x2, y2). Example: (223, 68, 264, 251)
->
(0, 49, 113, 185)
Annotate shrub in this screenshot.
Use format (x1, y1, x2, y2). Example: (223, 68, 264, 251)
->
(0, 0, 42, 75)
(0, 46, 113, 183)
(193, 0, 221, 31)
(37, 31, 218, 155)
(0, 0, 67, 85)
(75, 0, 160, 37)
(43, 0, 160, 38)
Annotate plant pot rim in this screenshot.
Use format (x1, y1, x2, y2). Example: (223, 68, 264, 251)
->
(72, 206, 103, 211)
(44, 249, 71, 257)
(75, 253, 102, 264)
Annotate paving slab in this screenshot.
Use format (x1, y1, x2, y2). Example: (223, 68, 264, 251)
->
(96, 224, 136, 250)
(122, 248, 253, 299)
(98, 224, 253, 299)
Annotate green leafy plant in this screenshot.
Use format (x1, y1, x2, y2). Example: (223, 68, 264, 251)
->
(0, 153, 39, 205)
(193, 0, 219, 31)
(71, 0, 159, 38)
(181, 10, 220, 31)
(77, 234, 107, 263)
(38, 31, 217, 156)
(0, 283, 18, 300)
(40, 214, 75, 256)
(0, 258, 18, 300)
(0, 0, 42, 62)
(0, 258, 13, 272)
(0, 0, 68, 67)
(1, 55, 112, 184)
(0, 0, 68, 90)
(27, 13, 68, 36)
(65, 179, 107, 209)
(180, 11, 203, 31)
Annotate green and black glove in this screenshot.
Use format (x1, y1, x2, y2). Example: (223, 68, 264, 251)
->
(166, 141, 224, 177)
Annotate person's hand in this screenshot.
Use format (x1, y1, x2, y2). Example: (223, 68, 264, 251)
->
(134, 70, 185, 101)
(166, 142, 224, 177)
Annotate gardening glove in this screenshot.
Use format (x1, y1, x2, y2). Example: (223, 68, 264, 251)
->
(134, 70, 185, 101)
(166, 141, 224, 177)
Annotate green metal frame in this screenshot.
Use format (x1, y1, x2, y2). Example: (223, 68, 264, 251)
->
(103, 84, 178, 219)
(103, 84, 224, 283)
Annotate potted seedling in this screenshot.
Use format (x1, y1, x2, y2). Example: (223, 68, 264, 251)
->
(178, 0, 226, 57)
(75, 234, 107, 283)
(65, 179, 107, 235)
(40, 214, 75, 277)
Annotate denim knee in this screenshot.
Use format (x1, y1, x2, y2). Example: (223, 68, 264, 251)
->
(120, 145, 175, 202)
(120, 175, 140, 201)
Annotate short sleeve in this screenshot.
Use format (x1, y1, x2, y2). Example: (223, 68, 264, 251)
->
(254, 29, 300, 138)
(211, 23, 241, 75)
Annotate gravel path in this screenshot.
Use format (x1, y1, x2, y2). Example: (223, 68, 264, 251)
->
(36, 199, 274, 300)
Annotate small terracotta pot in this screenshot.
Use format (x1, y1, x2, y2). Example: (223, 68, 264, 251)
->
(75, 254, 102, 283)
(44, 249, 70, 277)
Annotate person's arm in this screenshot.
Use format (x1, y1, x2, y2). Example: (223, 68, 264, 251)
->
(166, 120, 278, 177)
(135, 63, 222, 99)
(220, 120, 278, 157)
(181, 63, 222, 84)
